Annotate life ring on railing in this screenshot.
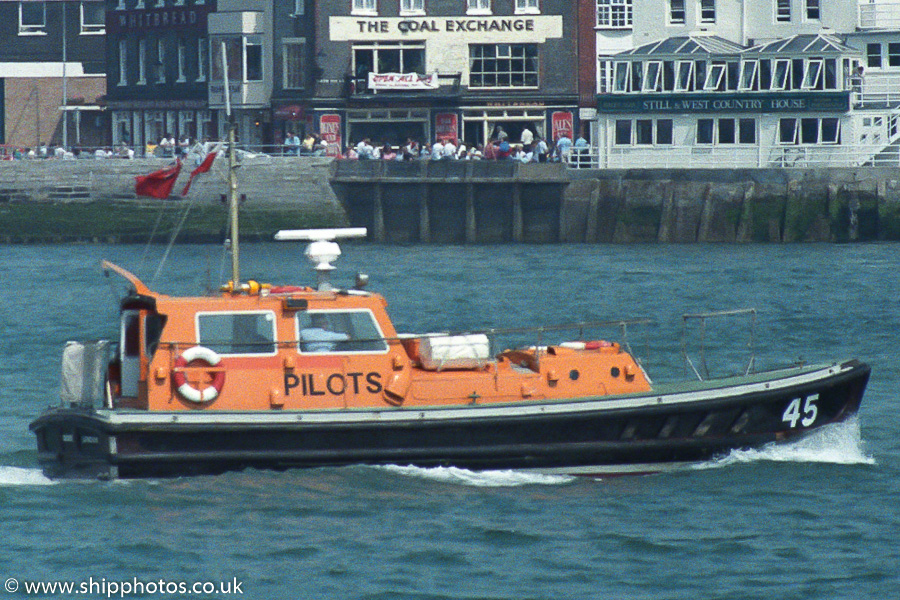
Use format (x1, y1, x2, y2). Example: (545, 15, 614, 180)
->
(173, 346, 225, 403)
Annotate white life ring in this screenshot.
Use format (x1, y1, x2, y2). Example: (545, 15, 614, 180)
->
(173, 346, 225, 403)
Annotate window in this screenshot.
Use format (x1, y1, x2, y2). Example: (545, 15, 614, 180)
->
(718, 119, 735, 144)
(80, 2, 104, 34)
(824, 58, 837, 89)
(198, 312, 277, 355)
(246, 38, 263, 81)
(779, 118, 798, 144)
(670, 0, 685, 24)
(636, 120, 653, 145)
(177, 39, 187, 82)
(515, 0, 539, 14)
(643, 61, 661, 92)
(675, 61, 694, 91)
(657, 120, 673, 145)
(292, 0, 305, 15)
(806, 0, 819, 20)
(138, 38, 147, 85)
(354, 42, 425, 83)
(615, 120, 632, 145)
(867, 43, 882, 68)
(157, 39, 166, 83)
(469, 44, 538, 88)
(821, 118, 840, 143)
(772, 58, 790, 90)
(739, 61, 757, 91)
(738, 118, 756, 144)
(400, 0, 425, 14)
(889, 43, 900, 67)
(776, 0, 791, 22)
(118, 40, 128, 86)
(703, 63, 725, 90)
(613, 61, 629, 91)
(699, 0, 715, 23)
(197, 39, 207, 82)
(353, 0, 377, 15)
(297, 311, 388, 354)
(802, 59, 823, 89)
(598, 57, 613, 93)
(283, 38, 305, 89)
(19, 1, 46, 34)
(467, 0, 491, 14)
(697, 119, 714, 144)
(596, 0, 632, 28)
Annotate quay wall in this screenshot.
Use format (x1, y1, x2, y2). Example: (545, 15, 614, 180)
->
(1, 157, 898, 243)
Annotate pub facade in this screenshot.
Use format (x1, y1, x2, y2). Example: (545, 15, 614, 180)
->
(309, 0, 580, 154)
(105, 0, 217, 151)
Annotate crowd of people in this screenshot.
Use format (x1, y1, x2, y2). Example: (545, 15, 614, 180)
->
(339, 127, 589, 164)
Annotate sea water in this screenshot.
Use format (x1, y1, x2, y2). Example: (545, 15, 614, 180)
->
(0, 242, 897, 599)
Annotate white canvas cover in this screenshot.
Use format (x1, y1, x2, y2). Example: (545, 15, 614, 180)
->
(418, 334, 490, 371)
(60, 341, 111, 406)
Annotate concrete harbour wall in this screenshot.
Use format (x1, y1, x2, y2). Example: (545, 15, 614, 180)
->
(0, 157, 898, 243)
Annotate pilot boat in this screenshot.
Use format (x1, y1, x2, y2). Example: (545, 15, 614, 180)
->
(29, 137, 869, 480)
(29, 227, 869, 479)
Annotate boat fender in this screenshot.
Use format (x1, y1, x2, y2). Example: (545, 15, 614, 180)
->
(384, 369, 412, 405)
(585, 340, 614, 350)
(173, 346, 226, 403)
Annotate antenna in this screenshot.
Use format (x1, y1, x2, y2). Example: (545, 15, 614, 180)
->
(274, 228, 367, 291)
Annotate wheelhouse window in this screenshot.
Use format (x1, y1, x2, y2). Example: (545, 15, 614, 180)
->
(297, 311, 388, 354)
(699, 0, 715, 23)
(19, 1, 46, 35)
(596, 0, 632, 28)
(80, 2, 105, 34)
(669, 0, 685, 24)
(469, 44, 538, 88)
(197, 311, 277, 355)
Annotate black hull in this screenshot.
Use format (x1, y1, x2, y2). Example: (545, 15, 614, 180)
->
(30, 360, 870, 479)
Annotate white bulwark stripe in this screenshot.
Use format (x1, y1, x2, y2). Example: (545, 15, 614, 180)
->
(101, 363, 848, 429)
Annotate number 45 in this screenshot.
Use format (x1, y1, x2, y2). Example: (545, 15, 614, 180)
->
(782, 394, 819, 428)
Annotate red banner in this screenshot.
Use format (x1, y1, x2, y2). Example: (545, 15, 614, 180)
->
(435, 113, 458, 143)
(135, 160, 182, 199)
(551, 111, 574, 141)
(319, 114, 342, 157)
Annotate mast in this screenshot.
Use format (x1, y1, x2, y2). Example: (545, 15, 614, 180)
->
(228, 122, 239, 287)
(221, 40, 239, 288)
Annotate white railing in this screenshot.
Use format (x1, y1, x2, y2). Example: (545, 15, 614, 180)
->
(856, 73, 900, 106)
(859, 2, 900, 29)
(566, 143, 900, 169)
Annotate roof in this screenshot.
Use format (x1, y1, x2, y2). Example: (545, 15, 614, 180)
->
(617, 35, 746, 58)
(744, 33, 860, 56)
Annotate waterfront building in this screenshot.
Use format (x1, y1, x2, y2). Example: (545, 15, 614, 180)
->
(0, 0, 107, 151)
(311, 0, 580, 154)
(583, 0, 900, 169)
(105, 0, 217, 152)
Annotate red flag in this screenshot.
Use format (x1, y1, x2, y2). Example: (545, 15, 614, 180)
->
(135, 160, 182, 199)
(181, 151, 217, 196)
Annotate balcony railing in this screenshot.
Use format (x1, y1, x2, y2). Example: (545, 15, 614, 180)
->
(565, 143, 900, 169)
(859, 2, 900, 28)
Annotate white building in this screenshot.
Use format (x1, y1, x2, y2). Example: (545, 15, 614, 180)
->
(582, 0, 900, 168)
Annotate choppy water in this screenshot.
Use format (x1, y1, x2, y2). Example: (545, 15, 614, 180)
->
(1, 242, 897, 599)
